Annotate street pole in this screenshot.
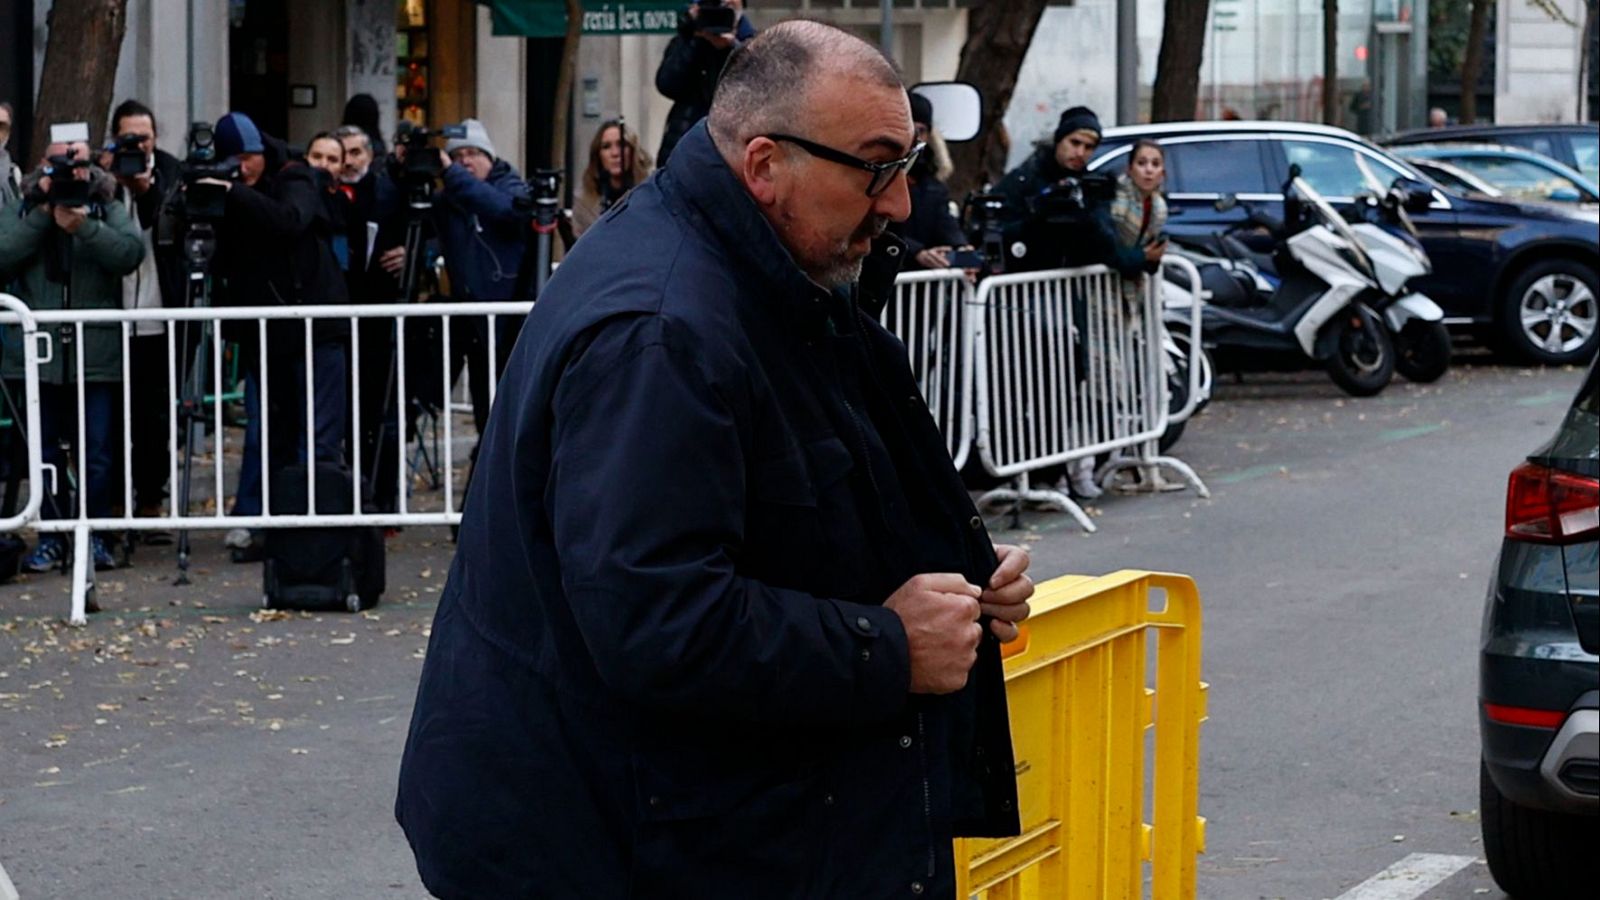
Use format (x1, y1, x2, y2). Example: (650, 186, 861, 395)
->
(880, 0, 894, 58)
(1117, 0, 1138, 124)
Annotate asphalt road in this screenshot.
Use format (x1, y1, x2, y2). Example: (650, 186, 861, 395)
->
(0, 356, 1588, 899)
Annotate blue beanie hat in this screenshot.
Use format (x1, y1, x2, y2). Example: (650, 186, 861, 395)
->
(215, 112, 265, 158)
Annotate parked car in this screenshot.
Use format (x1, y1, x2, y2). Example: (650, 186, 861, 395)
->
(1089, 122, 1600, 365)
(1393, 144, 1600, 208)
(1478, 359, 1599, 897)
(1386, 122, 1600, 183)
(1401, 155, 1506, 199)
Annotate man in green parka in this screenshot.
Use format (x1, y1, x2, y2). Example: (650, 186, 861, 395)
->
(0, 131, 145, 573)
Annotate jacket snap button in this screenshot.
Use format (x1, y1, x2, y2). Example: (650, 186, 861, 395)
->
(898, 735, 913, 749)
(823, 793, 835, 806)
(856, 616, 872, 631)
(648, 795, 661, 807)
(969, 515, 982, 530)
(887, 245, 900, 257)
(859, 649, 872, 662)
(910, 882, 924, 895)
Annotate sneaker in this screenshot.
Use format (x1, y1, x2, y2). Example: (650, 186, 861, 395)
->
(22, 535, 67, 573)
(90, 535, 117, 571)
(224, 528, 253, 550)
(1067, 459, 1103, 500)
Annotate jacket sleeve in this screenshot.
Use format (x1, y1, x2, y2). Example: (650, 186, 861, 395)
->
(440, 165, 529, 232)
(0, 204, 52, 274)
(74, 199, 145, 276)
(226, 175, 316, 239)
(1092, 205, 1147, 278)
(654, 34, 709, 101)
(548, 315, 912, 728)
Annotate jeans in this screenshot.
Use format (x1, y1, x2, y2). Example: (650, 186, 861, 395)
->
(230, 340, 348, 517)
(37, 382, 116, 521)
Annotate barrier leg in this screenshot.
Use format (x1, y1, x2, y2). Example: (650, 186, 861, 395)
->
(1098, 440, 1211, 499)
(976, 470, 1098, 534)
(68, 523, 95, 626)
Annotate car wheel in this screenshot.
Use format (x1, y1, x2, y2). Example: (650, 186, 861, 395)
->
(1499, 259, 1599, 365)
(1480, 758, 1597, 898)
(1324, 310, 1395, 397)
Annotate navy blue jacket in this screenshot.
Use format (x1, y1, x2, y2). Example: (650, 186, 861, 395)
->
(434, 158, 530, 301)
(395, 122, 1019, 899)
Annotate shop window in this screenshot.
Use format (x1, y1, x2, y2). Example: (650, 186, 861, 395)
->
(398, 1, 431, 126)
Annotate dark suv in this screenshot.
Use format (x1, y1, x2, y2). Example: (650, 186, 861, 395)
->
(1384, 122, 1599, 184)
(1089, 122, 1599, 365)
(1479, 360, 1599, 897)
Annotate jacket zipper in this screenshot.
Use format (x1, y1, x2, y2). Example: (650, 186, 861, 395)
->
(917, 710, 935, 879)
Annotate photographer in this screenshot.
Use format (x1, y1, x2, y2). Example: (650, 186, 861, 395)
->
(889, 92, 969, 271)
(203, 113, 350, 556)
(654, 0, 755, 167)
(432, 119, 530, 434)
(106, 100, 186, 531)
(0, 129, 145, 572)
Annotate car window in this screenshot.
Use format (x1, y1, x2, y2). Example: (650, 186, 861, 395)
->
(1498, 132, 1559, 160)
(1412, 161, 1481, 194)
(1444, 155, 1584, 203)
(1091, 148, 1130, 177)
(1281, 140, 1405, 197)
(1549, 364, 1600, 464)
(1164, 140, 1269, 194)
(1570, 133, 1599, 183)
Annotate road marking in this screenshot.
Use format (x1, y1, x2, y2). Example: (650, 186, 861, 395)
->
(1, 857, 19, 900)
(1331, 853, 1477, 900)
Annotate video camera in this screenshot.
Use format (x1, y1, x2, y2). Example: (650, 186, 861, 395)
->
(396, 121, 468, 204)
(42, 147, 92, 208)
(174, 121, 240, 223)
(1029, 171, 1116, 223)
(693, 0, 737, 34)
(108, 133, 148, 178)
(962, 192, 1009, 276)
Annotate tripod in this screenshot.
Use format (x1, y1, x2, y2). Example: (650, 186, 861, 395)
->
(510, 169, 564, 303)
(172, 222, 217, 585)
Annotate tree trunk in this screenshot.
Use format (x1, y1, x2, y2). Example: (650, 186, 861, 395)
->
(1322, 0, 1340, 125)
(550, 0, 584, 175)
(30, 0, 129, 164)
(946, 0, 1050, 198)
(1577, 0, 1594, 120)
(1460, 0, 1492, 123)
(1150, 0, 1212, 122)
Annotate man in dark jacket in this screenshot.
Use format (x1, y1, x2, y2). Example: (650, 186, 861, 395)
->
(397, 22, 1031, 899)
(434, 118, 529, 434)
(206, 113, 350, 551)
(892, 91, 970, 271)
(654, 0, 756, 167)
(106, 99, 187, 528)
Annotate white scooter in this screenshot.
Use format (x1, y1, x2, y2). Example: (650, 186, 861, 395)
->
(1163, 165, 1448, 397)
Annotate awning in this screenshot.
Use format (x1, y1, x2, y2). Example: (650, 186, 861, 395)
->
(477, 1, 683, 38)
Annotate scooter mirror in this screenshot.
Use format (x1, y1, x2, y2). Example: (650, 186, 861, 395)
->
(908, 82, 983, 143)
(1286, 163, 1302, 180)
(1390, 176, 1436, 212)
(1214, 194, 1238, 212)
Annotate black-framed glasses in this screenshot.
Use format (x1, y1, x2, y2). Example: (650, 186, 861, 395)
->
(765, 133, 926, 197)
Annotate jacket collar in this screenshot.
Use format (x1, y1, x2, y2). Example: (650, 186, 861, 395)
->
(661, 122, 906, 329)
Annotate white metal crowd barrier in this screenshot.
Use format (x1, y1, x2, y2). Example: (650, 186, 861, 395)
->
(2, 260, 1208, 623)
(0, 294, 531, 624)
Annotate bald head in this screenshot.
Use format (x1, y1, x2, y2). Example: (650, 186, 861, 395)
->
(708, 20, 903, 161)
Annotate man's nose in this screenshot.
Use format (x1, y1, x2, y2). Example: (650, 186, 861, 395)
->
(874, 172, 913, 223)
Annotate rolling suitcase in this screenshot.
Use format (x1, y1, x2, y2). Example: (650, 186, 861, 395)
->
(262, 462, 385, 612)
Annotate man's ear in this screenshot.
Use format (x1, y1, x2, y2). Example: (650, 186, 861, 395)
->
(741, 137, 780, 206)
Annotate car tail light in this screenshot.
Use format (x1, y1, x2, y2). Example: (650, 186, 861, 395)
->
(1505, 462, 1600, 544)
(1483, 702, 1566, 729)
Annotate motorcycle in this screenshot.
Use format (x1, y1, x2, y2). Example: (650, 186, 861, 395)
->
(1162, 165, 1446, 397)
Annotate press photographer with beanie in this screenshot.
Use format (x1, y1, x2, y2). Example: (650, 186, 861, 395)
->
(994, 105, 1129, 272)
(205, 112, 351, 555)
(432, 118, 530, 434)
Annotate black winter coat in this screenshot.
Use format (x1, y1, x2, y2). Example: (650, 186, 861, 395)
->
(653, 29, 736, 168)
(395, 122, 1020, 899)
(216, 164, 349, 345)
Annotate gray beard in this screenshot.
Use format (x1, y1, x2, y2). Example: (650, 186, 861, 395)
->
(811, 255, 865, 289)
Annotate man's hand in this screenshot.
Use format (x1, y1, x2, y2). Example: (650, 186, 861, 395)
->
(51, 205, 88, 234)
(378, 246, 407, 276)
(916, 246, 951, 269)
(884, 573, 983, 695)
(982, 544, 1034, 643)
(1143, 240, 1167, 264)
(439, 149, 453, 172)
(121, 170, 153, 195)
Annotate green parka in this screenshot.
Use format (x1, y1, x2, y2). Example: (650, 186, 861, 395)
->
(0, 167, 145, 384)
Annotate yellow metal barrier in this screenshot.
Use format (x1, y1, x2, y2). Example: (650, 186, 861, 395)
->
(955, 571, 1208, 899)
